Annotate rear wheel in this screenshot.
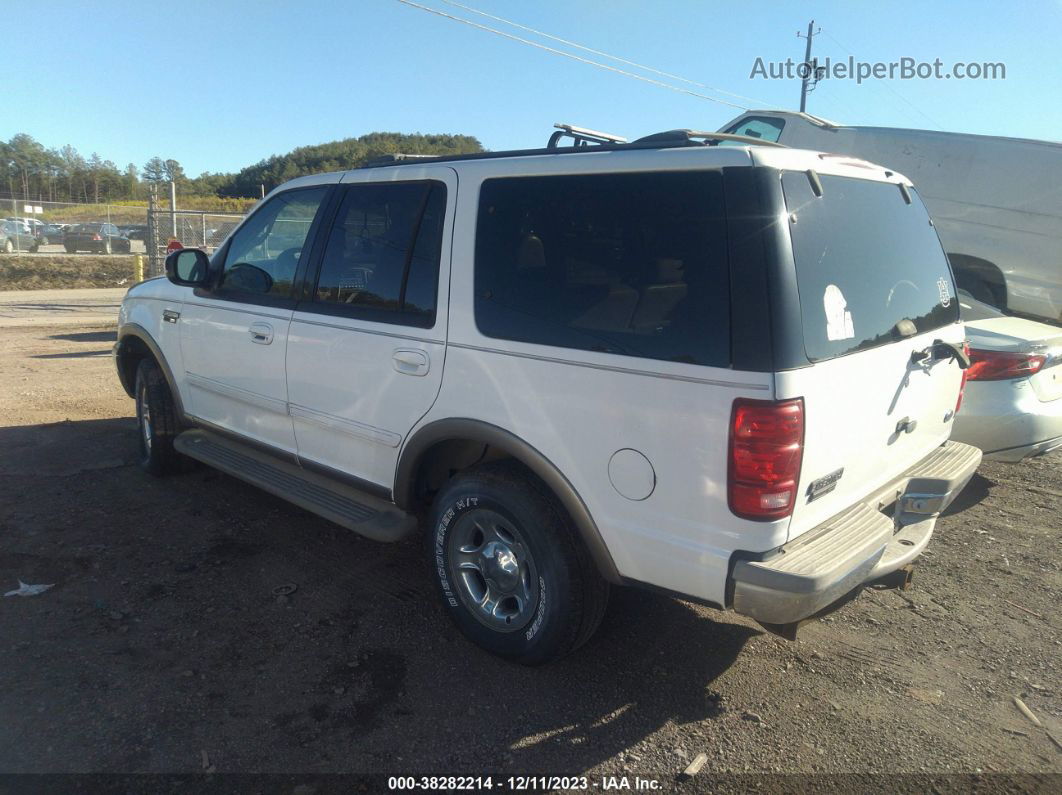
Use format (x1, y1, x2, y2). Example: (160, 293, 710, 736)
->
(2, 239, 12, 254)
(65, 245, 76, 254)
(427, 462, 609, 665)
(134, 358, 187, 476)
(104, 239, 113, 255)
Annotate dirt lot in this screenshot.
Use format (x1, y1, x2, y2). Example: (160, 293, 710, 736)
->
(0, 311, 1059, 789)
(0, 255, 140, 291)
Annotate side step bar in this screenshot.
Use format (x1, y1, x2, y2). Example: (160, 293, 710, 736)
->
(174, 429, 416, 542)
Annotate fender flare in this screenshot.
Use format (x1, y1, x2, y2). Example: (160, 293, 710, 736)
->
(395, 418, 621, 583)
(115, 323, 188, 419)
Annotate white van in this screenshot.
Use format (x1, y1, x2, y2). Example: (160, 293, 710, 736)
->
(720, 111, 1062, 326)
(114, 127, 981, 664)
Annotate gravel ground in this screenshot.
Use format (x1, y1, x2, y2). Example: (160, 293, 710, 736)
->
(0, 319, 1059, 791)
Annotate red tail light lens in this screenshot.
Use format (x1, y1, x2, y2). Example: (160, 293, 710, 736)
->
(967, 348, 1046, 382)
(728, 398, 805, 521)
(956, 341, 971, 413)
(92, 234, 102, 241)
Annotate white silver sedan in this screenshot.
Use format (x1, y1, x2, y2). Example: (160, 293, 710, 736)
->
(953, 293, 1062, 461)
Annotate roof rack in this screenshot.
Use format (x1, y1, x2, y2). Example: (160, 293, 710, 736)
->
(363, 153, 438, 167)
(547, 123, 628, 149)
(632, 130, 787, 148)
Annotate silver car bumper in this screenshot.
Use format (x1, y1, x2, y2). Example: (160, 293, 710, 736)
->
(730, 441, 982, 626)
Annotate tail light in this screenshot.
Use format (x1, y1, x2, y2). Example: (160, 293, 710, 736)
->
(967, 348, 1046, 382)
(728, 398, 804, 521)
(956, 341, 971, 412)
(92, 234, 102, 241)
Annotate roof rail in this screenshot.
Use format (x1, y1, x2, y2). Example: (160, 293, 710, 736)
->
(633, 130, 788, 148)
(547, 123, 628, 149)
(363, 153, 438, 167)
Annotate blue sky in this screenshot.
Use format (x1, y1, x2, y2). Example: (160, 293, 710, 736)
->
(5, 0, 1060, 176)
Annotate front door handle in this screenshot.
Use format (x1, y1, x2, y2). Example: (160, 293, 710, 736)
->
(392, 348, 429, 376)
(249, 322, 274, 345)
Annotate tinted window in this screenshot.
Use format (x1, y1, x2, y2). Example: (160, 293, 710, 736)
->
(724, 116, 785, 143)
(311, 181, 445, 327)
(474, 171, 729, 366)
(221, 187, 328, 298)
(782, 173, 959, 362)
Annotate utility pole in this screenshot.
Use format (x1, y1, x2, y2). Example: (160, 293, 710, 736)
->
(797, 20, 819, 113)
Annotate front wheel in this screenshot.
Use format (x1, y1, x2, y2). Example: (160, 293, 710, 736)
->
(427, 462, 609, 665)
(134, 358, 187, 476)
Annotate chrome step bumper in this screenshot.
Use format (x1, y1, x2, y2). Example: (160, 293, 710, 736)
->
(730, 441, 982, 626)
(174, 429, 415, 542)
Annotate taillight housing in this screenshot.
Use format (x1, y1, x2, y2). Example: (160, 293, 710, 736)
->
(728, 398, 805, 521)
(966, 348, 1046, 382)
(92, 234, 102, 241)
(956, 340, 971, 413)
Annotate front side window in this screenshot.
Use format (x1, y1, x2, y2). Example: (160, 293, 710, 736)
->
(474, 171, 730, 367)
(310, 181, 446, 327)
(724, 116, 785, 143)
(219, 187, 329, 298)
(783, 172, 959, 362)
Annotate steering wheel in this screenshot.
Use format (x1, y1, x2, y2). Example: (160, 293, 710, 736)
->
(273, 247, 302, 277)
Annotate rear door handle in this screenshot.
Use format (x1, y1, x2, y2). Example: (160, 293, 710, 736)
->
(249, 322, 274, 345)
(392, 348, 429, 376)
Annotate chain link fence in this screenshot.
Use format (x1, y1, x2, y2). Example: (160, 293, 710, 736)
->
(146, 208, 244, 277)
(1, 197, 249, 289)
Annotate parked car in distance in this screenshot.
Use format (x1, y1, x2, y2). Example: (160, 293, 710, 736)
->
(37, 224, 68, 245)
(718, 110, 1062, 327)
(113, 126, 982, 664)
(1, 220, 39, 253)
(953, 291, 1062, 461)
(64, 222, 131, 254)
(121, 224, 148, 241)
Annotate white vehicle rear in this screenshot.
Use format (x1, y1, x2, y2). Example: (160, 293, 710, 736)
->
(720, 110, 1062, 326)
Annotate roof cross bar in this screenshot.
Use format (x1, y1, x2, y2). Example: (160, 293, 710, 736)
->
(548, 123, 629, 149)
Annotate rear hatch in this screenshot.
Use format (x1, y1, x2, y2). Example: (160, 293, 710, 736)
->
(772, 170, 966, 541)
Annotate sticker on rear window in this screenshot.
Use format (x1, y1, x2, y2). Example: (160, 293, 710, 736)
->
(824, 284, 855, 341)
(937, 277, 952, 308)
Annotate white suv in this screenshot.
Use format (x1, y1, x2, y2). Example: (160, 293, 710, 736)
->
(114, 128, 982, 664)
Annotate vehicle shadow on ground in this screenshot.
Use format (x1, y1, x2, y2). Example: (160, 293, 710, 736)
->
(32, 350, 113, 359)
(0, 417, 758, 775)
(942, 472, 995, 516)
(48, 330, 117, 343)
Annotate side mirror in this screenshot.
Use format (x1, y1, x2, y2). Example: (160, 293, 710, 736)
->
(165, 248, 211, 287)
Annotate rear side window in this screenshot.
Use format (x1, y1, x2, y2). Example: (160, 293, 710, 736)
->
(474, 171, 729, 367)
(723, 116, 785, 143)
(783, 173, 959, 362)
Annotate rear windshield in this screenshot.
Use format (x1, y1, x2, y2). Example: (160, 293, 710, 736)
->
(70, 224, 98, 233)
(782, 172, 959, 362)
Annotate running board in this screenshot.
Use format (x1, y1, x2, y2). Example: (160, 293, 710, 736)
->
(174, 429, 415, 542)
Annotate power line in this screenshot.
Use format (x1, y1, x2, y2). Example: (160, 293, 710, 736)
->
(394, 0, 751, 111)
(820, 29, 944, 130)
(437, 0, 772, 108)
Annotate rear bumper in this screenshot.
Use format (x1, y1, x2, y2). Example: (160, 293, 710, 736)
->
(729, 440, 982, 625)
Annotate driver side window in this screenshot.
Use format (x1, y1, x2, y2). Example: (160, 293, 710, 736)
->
(220, 187, 329, 297)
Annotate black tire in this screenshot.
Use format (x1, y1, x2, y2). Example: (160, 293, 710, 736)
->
(65, 245, 76, 254)
(134, 358, 186, 476)
(104, 239, 113, 255)
(427, 461, 609, 665)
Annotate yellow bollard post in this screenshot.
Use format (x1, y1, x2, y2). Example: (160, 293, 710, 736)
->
(135, 254, 144, 282)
